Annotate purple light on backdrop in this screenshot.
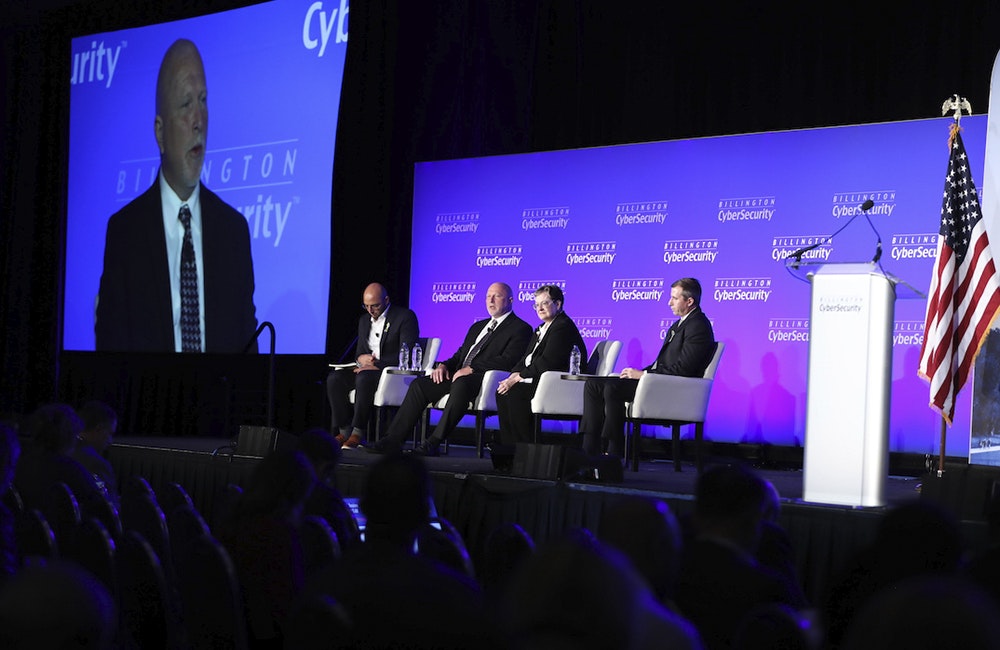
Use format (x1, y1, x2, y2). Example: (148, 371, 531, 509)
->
(410, 117, 987, 456)
(63, 0, 349, 353)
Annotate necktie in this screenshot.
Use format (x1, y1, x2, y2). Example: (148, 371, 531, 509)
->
(178, 205, 201, 353)
(462, 320, 497, 368)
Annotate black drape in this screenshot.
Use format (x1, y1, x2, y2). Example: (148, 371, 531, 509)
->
(3, 0, 1000, 421)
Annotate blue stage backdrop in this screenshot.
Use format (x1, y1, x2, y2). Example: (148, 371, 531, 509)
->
(410, 116, 988, 457)
(63, 0, 349, 353)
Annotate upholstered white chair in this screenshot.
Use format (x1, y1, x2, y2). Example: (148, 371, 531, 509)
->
(624, 341, 725, 473)
(424, 369, 506, 458)
(354, 337, 441, 439)
(528, 340, 623, 440)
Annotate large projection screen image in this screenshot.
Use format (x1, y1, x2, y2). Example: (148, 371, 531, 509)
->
(63, 0, 348, 353)
(410, 117, 987, 457)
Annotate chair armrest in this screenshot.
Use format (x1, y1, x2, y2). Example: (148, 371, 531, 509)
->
(474, 369, 509, 412)
(530, 371, 587, 416)
(373, 367, 424, 407)
(628, 373, 713, 422)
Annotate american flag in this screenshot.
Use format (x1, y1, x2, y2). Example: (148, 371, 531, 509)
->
(918, 124, 1000, 424)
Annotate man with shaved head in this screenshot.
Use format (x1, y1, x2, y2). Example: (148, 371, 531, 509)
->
(327, 282, 419, 448)
(96, 39, 257, 353)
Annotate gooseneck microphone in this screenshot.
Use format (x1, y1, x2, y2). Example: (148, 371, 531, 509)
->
(861, 199, 875, 211)
(785, 199, 877, 270)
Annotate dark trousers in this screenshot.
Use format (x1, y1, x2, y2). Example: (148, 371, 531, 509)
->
(580, 377, 639, 456)
(383, 372, 485, 445)
(326, 368, 382, 432)
(496, 382, 537, 446)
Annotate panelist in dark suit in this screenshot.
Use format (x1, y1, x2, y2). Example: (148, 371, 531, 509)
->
(326, 283, 419, 449)
(495, 285, 586, 446)
(581, 277, 715, 458)
(364, 282, 532, 456)
(95, 39, 256, 353)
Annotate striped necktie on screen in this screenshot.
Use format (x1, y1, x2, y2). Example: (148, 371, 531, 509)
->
(462, 319, 497, 368)
(178, 205, 201, 353)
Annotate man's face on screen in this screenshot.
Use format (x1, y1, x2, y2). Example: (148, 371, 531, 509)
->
(155, 43, 208, 201)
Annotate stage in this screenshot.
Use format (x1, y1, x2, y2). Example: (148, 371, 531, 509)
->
(106, 434, 995, 605)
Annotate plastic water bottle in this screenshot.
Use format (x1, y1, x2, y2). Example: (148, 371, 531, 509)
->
(399, 343, 409, 371)
(569, 345, 581, 375)
(411, 341, 423, 371)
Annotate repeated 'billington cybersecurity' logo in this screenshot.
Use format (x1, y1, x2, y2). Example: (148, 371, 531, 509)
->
(476, 245, 522, 269)
(714, 278, 773, 303)
(831, 191, 896, 218)
(566, 242, 616, 265)
(717, 197, 776, 223)
(663, 239, 719, 264)
(615, 201, 668, 226)
(772, 236, 832, 263)
(611, 278, 665, 302)
(817, 294, 864, 314)
(430, 282, 476, 304)
(577, 317, 614, 340)
(890, 233, 937, 262)
(768, 318, 809, 343)
(522, 207, 570, 231)
(435, 212, 480, 234)
(517, 280, 567, 304)
(893, 321, 925, 347)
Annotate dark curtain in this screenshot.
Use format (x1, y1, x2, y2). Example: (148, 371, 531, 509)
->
(4, 0, 1000, 419)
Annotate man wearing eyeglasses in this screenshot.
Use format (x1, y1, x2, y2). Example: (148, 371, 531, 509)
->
(580, 277, 715, 458)
(364, 281, 532, 456)
(326, 283, 419, 448)
(495, 285, 586, 446)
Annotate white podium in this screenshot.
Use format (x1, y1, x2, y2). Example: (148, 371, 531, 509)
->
(800, 262, 919, 507)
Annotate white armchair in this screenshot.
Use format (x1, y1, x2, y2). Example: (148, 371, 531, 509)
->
(424, 369, 506, 458)
(624, 342, 725, 473)
(528, 340, 623, 440)
(357, 337, 441, 439)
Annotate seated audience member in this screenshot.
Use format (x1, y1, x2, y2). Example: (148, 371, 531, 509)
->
(297, 428, 361, 550)
(307, 454, 499, 649)
(840, 574, 1000, 650)
(675, 463, 807, 650)
(823, 499, 963, 649)
(599, 496, 684, 605)
(71, 401, 119, 505)
(364, 282, 532, 456)
(326, 283, 419, 449)
(14, 403, 107, 516)
(579, 277, 715, 458)
(219, 449, 315, 648)
(755, 478, 807, 605)
(0, 424, 18, 581)
(479, 522, 535, 604)
(503, 531, 702, 650)
(495, 284, 586, 447)
(0, 560, 116, 649)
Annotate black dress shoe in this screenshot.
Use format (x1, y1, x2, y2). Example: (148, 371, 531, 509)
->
(410, 438, 441, 457)
(363, 439, 400, 454)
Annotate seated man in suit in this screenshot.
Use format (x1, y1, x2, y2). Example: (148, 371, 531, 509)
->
(495, 284, 586, 446)
(96, 39, 257, 353)
(364, 282, 532, 456)
(581, 277, 715, 458)
(327, 283, 419, 449)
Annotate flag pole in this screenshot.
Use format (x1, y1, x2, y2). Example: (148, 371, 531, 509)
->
(938, 415, 946, 477)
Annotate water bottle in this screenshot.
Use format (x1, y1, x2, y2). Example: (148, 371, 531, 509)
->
(569, 345, 581, 375)
(399, 343, 409, 371)
(411, 341, 423, 371)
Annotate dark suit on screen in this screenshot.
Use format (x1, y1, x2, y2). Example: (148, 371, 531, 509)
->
(581, 307, 715, 455)
(95, 180, 257, 353)
(496, 311, 586, 445)
(326, 306, 419, 433)
(380, 313, 533, 447)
